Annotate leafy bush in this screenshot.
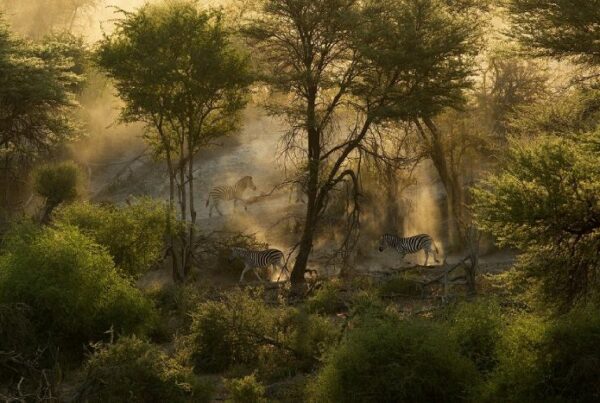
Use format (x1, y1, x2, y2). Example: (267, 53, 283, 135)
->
(0, 224, 155, 352)
(482, 307, 600, 402)
(305, 279, 347, 315)
(449, 299, 503, 373)
(378, 274, 422, 298)
(187, 291, 273, 373)
(33, 162, 79, 203)
(310, 319, 478, 403)
(0, 303, 35, 353)
(473, 129, 600, 309)
(56, 199, 169, 278)
(76, 336, 211, 403)
(185, 290, 337, 381)
(225, 374, 266, 403)
(33, 161, 80, 223)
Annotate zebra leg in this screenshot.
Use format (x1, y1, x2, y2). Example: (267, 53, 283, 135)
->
(424, 250, 430, 266)
(240, 264, 252, 283)
(215, 200, 224, 216)
(253, 267, 264, 282)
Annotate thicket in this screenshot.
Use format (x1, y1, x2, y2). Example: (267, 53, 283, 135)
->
(74, 336, 212, 403)
(0, 224, 155, 353)
(310, 317, 478, 403)
(479, 305, 600, 402)
(184, 290, 337, 381)
(56, 199, 170, 278)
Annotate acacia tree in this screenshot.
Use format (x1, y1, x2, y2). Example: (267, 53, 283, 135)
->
(246, 0, 478, 287)
(507, 0, 600, 65)
(97, 1, 251, 281)
(0, 17, 83, 211)
(473, 128, 600, 310)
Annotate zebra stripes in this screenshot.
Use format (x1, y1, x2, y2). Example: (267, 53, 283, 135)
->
(378, 233, 440, 266)
(206, 176, 256, 217)
(230, 247, 287, 283)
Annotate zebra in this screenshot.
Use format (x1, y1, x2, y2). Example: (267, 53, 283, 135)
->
(206, 176, 257, 217)
(378, 233, 440, 266)
(230, 247, 288, 283)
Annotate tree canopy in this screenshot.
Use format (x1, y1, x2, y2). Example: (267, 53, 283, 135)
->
(507, 0, 600, 65)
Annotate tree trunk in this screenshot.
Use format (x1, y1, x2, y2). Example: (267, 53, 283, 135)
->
(290, 89, 320, 288)
(186, 133, 196, 278)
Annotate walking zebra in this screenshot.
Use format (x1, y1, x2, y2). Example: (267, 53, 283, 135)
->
(230, 247, 288, 283)
(378, 233, 440, 266)
(206, 176, 257, 217)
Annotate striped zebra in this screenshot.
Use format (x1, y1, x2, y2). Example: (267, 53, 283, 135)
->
(206, 176, 257, 217)
(378, 233, 440, 266)
(230, 247, 288, 283)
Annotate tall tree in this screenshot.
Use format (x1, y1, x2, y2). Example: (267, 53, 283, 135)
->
(245, 0, 478, 287)
(0, 17, 83, 210)
(96, 1, 251, 281)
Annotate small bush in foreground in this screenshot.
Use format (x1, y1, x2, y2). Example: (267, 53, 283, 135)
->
(305, 279, 347, 315)
(76, 336, 211, 403)
(449, 299, 503, 373)
(481, 306, 600, 402)
(188, 291, 273, 373)
(225, 374, 267, 403)
(56, 199, 169, 278)
(0, 225, 155, 352)
(310, 319, 478, 403)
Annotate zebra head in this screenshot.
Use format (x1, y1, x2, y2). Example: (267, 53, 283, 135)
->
(238, 176, 257, 191)
(378, 234, 392, 252)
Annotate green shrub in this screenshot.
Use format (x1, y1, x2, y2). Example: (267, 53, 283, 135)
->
(310, 319, 478, 403)
(482, 307, 600, 402)
(449, 299, 503, 373)
(186, 290, 337, 380)
(225, 374, 267, 403)
(33, 161, 80, 205)
(188, 291, 274, 373)
(305, 279, 347, 315)
(34, 161, 80, 224)
(56, 199, 169, 278)
(76, 336, 211, 403)
(0, 303, 35, 353)
(0, 225, 155, 352)
(378, 274, 422, 298)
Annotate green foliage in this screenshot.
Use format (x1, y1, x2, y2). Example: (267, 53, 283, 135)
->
(507, 0, 600, 65)
(310, 318, 478, 403)
(187, 291, 273, 373)
(0, 224, 155, 352)
(33, 161, 79, 206)
(0, 303, 35, 354)
(0, 18, 83, 175)
(473, 129, 600, 309)
(480, 306, 600, 402)
(56, 199, 170, 278)
(449, 299, 503, 373)
(378, 274, 422, 297)
(305, 279, 347, 315)
(76, 336, 211, 403)
(96, 0, 251, 162)
(185, 290, 337, 380)
(225, 374, 267, 403)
